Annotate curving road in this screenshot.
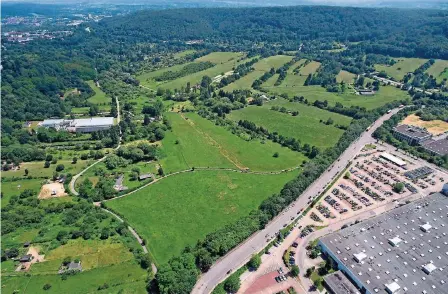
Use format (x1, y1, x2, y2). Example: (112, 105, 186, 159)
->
(191, 107, 403, 294)
(68, 96, 121, 196)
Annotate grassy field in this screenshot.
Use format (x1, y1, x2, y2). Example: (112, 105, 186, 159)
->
(228, 99, 352, 149)
(159, 112, 235, 172)
(262, 73, 410, 110)
(159, 112, 305, 173)
(426, 59, 448, 83)
(173, 49, 196, 59)
(107, 169, 298, 264)
(71, 105, 110, 114)
(1, 262, 147, 294)
(336, 70, 356, 83)
(222, 55, 294, 92)
(30, 239, 135, 274)
(1, 160, 89, 180)
(137, 52, 245, 91)
(298, 61, 321, 75)
(181, 112, 306, 171)
(86, 80, 110, 105)
(1, 178, 44, 207)
(375, 58, 427, 81)
(195, 52, 241, 63)
(402, 113, 448, 135)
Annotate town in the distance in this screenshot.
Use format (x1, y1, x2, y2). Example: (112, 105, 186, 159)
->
(1, 1, 448, 294)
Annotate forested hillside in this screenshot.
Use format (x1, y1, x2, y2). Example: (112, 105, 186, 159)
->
(98, 6, 448, 58)
(2, 6, 448, 122)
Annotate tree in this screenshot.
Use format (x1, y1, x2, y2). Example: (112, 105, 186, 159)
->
(343, 172, 350, 179)
(43, 284, 52, 290)
(44, 161, 51, 168)
(72, 157, 78, 164)
(273, 152, 279, 158)
(62, 256, 71, 266)
(248, 254, 261, 270)
(55, 164, 65, 172)
(393, 182, 405, 193)
(139, 253, 151, 269)
(24, 168, 29, 176)
(305, 266, 315, 277)
(290, 265, 300, 277)
(224, 274, 240, 293)
(195, 249, 213, 272)
(89, 105, 99, 116)
(158, 167, 164, 176)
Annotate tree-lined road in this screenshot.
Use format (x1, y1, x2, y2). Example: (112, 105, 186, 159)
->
(192, 107, 402, 294)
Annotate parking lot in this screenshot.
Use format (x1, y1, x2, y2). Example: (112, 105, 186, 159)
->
(301, 145, 447, 233)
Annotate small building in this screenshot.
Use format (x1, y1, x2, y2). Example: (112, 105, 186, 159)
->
(379, 152, 406, 167)
(387, 236, 402, 247)
(138, 173, 153, 181)
(20, 254, 33, 262)
(67, 261, 82, 272)
(385, 281, 400, 294)
(422, 263, 437, 275)
(353, 252, 367, 263)
(357, 89, 375, 96)
(393, 124, 432, 145)
(420, 223, 432, 232)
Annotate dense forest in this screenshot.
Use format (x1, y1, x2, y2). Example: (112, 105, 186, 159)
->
(99, 6, 448, 58)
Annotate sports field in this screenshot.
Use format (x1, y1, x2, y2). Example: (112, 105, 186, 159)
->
(375, 58, 427, 81)
(426, 59, 448, 83)
(227, 99, 352, 149)
(107, 169, 298, 264)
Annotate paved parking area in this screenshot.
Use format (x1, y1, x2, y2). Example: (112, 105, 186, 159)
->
(303, 145, 446, 230)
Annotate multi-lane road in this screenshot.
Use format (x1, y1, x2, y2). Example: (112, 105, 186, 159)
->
(192, 107, 403, 294)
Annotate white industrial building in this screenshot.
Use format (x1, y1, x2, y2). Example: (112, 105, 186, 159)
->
(41, 117, 114, 133)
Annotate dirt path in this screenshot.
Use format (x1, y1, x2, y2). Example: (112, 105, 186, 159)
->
(179, 112, 248, 170)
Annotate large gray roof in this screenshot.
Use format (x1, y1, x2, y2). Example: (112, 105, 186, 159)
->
(320, 193, 448, 294)
(394, 124, 431, 140)
(72, 117, 114, 127)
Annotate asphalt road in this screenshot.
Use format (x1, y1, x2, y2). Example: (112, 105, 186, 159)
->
(191, 107, 402, 294)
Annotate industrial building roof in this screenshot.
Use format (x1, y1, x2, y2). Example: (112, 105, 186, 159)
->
(380, 152, 407, 167)
(324, 271, 361, 294)
(394, 124, 432, 139)
(423, 139, 448, 156)
(319, 193, 448, 294)
(71, 117, 114, 127)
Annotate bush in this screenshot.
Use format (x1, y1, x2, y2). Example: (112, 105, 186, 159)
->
(247, 254, 261, 270)
(273, 152, 279, 158)
(44, 161, 51, 168)
(224, 274, 240, 293)
(393, 182, 404, 193)
(290, 265, 300, 277)
(43, 283, 52, 290)
(55, 164, 65, 172)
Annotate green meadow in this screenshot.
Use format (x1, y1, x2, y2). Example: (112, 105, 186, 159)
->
(375, 57, 427, 80)
(228, 99, 352, 149)
(107, 169, 298, 264)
